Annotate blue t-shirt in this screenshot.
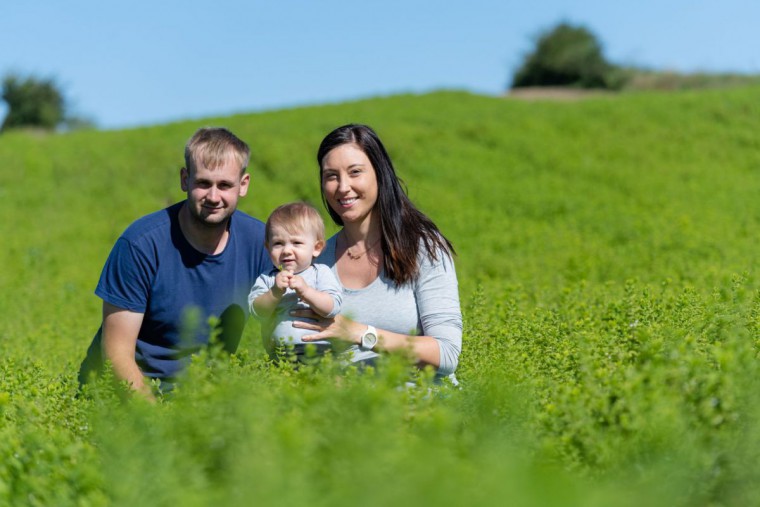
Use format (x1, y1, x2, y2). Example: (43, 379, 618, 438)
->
(79, 201, 271, 383)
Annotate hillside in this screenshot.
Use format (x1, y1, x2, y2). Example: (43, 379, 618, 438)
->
(3, 86, 760, 505)
(3, 87, 759, 362)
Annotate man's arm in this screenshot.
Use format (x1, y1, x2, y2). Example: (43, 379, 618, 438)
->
(101, 301, 153, 399)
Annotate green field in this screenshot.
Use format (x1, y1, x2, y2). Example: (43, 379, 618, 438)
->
(3, 86, 760, 505)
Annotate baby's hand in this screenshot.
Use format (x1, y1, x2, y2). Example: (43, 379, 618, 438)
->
(273, 269, 293, 296)
(288, 274, 309, 296)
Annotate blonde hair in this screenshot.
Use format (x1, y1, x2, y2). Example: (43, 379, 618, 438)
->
(185, 127, 250, 175)
(265, 202, 325, 246)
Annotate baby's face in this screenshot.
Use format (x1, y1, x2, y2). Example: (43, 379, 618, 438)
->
(267, 225, 323, 274)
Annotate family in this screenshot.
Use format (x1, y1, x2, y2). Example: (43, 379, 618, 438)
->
(78, 124, 462, 398)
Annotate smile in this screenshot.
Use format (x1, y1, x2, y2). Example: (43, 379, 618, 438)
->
(338, 198, 357, 207)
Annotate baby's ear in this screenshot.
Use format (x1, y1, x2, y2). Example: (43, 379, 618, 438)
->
(313, 239, 325, 256)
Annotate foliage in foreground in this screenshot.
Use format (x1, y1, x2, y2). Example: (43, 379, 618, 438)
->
(4, 275, 760, 506)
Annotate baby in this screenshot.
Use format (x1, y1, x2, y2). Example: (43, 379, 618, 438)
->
(248, 202, 342, 356)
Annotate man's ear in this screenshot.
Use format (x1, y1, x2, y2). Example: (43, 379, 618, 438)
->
(180, 167, 189, 192)
(238, 173, 251, 197)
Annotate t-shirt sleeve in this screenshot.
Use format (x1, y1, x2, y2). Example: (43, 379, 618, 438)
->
(415, 250, 463, 377)
(94, 237, 154, 313)
(314, 264, 343, 318)
(248, 272, 275, 319)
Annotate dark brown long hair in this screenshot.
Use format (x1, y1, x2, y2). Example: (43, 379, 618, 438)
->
(317, 124, 454, 286)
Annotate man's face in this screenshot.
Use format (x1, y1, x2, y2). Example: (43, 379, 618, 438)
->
(181, 158, 250, 228)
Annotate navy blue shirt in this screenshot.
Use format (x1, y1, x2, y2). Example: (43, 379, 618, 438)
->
(79, 201, 271, 383)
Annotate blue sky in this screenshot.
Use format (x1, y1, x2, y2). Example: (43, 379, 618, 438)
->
(2, 1, 758, 129)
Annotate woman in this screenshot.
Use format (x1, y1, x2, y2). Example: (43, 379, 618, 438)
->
(292, 124, 462, 381)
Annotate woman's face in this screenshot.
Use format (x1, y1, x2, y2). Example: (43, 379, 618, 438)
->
(321, 143, 379, 225)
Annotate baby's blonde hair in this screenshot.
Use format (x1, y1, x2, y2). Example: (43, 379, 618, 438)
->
(265, 202, 325, 246)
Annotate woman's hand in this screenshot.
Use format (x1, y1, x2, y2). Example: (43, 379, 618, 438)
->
(292, 310, 443, 369)
(290, 310, 364, 344)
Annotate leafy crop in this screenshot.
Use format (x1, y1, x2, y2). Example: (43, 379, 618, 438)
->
(2, 86, 760, 505)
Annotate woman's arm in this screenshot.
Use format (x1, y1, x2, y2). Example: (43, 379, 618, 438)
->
(413, 249, 462, 375)
(298, 314, 442, 366)
(296, 249, 462, 375)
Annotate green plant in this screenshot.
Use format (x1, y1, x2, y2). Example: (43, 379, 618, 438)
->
(511, 22, 624, 90)
(1, 73, 66, 131)
(3, 86, 760, 504)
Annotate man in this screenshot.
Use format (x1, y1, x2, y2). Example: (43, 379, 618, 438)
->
(78, 127, 272, 397)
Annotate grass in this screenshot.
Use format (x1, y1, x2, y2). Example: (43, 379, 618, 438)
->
(2, 85, 760, 505)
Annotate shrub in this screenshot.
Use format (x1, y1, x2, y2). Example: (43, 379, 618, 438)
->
(1, 74, 66, 131)
(511, 22, 625, 90)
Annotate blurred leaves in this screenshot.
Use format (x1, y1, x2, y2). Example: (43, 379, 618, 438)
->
(511, 22, 625, 90)
(1, 72, 95, 132)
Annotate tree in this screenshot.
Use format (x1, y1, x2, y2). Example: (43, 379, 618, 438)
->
(1, 73, 66, 131)
(511, 22, 623, 90)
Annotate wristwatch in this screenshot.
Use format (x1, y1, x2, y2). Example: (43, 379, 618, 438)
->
(359, 325, 378, 351)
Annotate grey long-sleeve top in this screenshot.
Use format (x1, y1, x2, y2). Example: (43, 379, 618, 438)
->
(316, 235, 462, 378)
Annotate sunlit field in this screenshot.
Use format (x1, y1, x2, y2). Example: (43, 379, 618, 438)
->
(2, 86, 760, 505)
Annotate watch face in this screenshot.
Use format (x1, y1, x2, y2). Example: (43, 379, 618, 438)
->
(363, 332, 378, 349)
